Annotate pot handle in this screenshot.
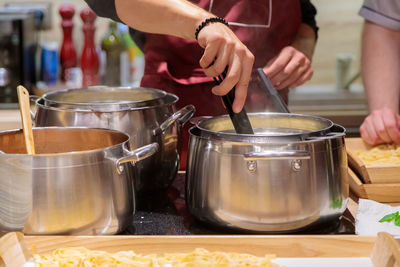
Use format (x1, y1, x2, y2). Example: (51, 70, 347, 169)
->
(115, 142, 159, 174)
(29, 95, 40, 122)
(306, 124, 346, 140)
(243, 150, 310, 173)
(306, 132, 345, 140)
(243, 150, 310, 160)
(189, 116, 213, 125)
(155, 105, 196, 134)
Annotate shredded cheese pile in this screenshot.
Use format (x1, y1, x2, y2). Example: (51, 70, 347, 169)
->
(356, 144, 400, 166)
(33, 247, 280, 267)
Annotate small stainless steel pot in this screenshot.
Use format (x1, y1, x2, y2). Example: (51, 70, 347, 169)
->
(186, 113, 348, 233)
(0, 127, 158, 235)
(32, 87, 195, 197)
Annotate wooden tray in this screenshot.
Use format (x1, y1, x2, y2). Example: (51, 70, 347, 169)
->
(348, 167, 400, 202)
(23, 235, 375, 257)
(346, 138, 400, 184)
(1, 233, 400, 267)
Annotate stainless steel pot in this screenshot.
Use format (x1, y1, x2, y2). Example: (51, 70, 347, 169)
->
(0, 127, 158, 235)
(32, 87, 195, 197)
(186, 113, 348, 233)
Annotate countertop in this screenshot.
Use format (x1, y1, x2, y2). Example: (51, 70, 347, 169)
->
(289, 84, 368, 135)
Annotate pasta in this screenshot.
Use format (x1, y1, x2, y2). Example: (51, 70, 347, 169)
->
(356, 144, 400, 166)
(33, 247, 281, 267)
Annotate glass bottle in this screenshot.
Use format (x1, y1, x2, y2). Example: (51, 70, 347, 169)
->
(101, 20, 125, 86)
(118, 23, 145, 87)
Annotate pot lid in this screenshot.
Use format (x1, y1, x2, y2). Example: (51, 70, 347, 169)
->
(41, 86, 168, 110)
(195, 113, 334, 140)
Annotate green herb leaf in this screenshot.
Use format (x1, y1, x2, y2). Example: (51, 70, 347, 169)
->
(395, 215, 400, 227)
(379, 212, 398, 223)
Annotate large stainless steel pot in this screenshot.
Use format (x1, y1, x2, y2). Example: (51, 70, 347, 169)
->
(186, 113, 348, 233)
(32, 87, 195, 197)
(0, 127, 158, 235)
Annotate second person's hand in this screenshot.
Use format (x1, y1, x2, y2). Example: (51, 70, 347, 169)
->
(197, 22, 255, 113)
(360, 107, 400, 145)
(263, 46, 313, 90)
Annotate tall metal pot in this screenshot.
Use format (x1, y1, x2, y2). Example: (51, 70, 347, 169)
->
(186, 113, 348, 233)
(32, 87, 195, 197)
(0, 127, 158, 235)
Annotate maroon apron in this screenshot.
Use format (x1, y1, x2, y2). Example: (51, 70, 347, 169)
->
(141, 0, 302, 169)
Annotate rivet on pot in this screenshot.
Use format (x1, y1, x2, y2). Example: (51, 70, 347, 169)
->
(117, 164, 124, 174)
(291, 160, 302, 171)
(247, 160, 257, 173)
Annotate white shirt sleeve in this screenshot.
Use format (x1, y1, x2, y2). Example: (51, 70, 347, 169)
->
(359, 0, 400, 31)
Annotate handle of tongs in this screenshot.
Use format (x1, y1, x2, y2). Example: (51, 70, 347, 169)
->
(221, 88, 254, 134)
(256, 68, 290, 113)
(214, 70, 254, 135)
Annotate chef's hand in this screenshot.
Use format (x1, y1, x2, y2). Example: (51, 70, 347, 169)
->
(197, 23, 255, 113)
(360, 107, 400, 145)
(263, 46, 313, 90)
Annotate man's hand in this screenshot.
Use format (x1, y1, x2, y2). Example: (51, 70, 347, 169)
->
(263, 46, 313, 90)
(197, 23, 255, 113)
(360, 107, 400, 145)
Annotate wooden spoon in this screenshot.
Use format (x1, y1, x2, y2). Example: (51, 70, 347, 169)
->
(17, 86, 35, 155)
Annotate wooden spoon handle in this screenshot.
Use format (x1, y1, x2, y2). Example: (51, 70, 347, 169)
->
(17, 86, 35, 155)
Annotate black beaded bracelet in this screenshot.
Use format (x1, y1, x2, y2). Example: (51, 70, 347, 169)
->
(195, 17, 229, 40)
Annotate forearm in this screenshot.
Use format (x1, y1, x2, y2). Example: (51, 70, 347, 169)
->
(291, 23, 316, 60)
(362, 21, 400, 113)
(115, 0, 211, 40)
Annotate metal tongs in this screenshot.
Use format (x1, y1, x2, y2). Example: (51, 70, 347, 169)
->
(256, 68, 290, 113)
(214, 69, 254, 134)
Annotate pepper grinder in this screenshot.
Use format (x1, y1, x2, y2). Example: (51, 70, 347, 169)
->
(59, 3, 77, 82)
(80, 7, 99, 87)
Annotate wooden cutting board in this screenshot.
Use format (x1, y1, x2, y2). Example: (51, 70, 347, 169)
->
(3, 233, 400, 267)
(23, 235, 375, 257)
(348, 167, 400, 202)
(346, 138, 400, 184)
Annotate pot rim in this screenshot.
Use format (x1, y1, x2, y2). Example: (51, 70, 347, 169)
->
(0, 126, 130, 157)
(36, 88, 179, 113)
(194, 112, 335, 140)
(42, 86, 166, 105)
(189, 122, 345, 144)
